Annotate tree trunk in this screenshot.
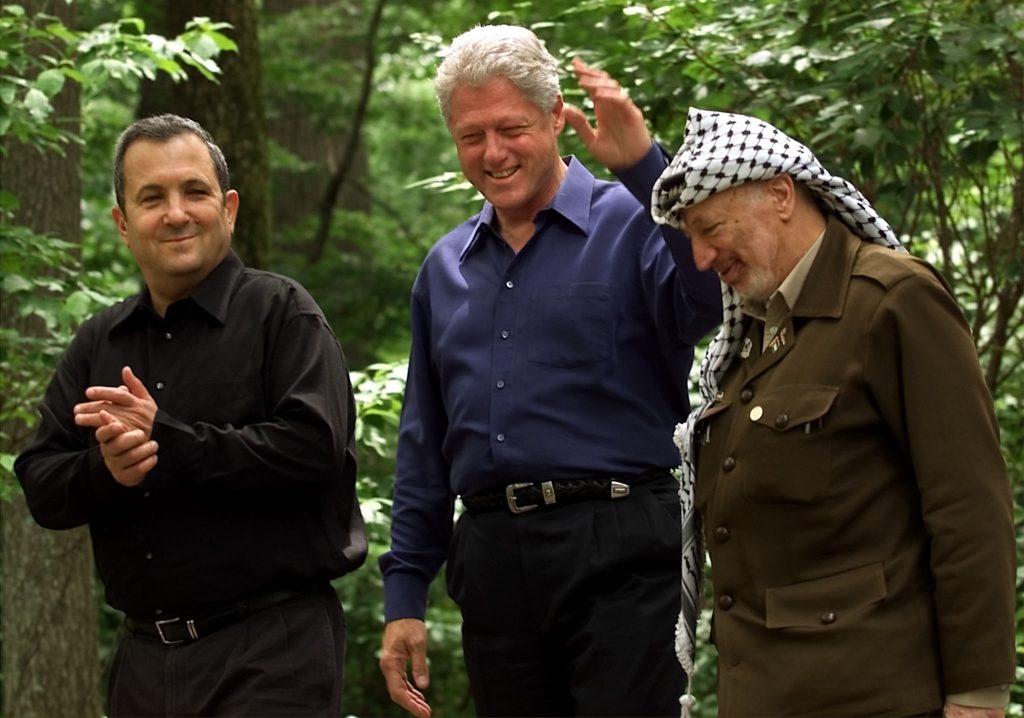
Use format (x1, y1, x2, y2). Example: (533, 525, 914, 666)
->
(136, 0, 271, 268)
(0, 1, 103, 715)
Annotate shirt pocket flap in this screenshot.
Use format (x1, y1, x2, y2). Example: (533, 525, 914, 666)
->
(750, 384, 839, 433)
(765, 562, 887, 629)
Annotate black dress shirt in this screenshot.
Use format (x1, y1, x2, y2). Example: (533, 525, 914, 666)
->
(15, 252, 366, 619)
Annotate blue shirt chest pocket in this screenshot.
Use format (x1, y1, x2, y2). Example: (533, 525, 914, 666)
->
(526, 283, 612, 368)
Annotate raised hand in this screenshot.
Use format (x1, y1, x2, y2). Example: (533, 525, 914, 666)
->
(563, 57, 652, 171)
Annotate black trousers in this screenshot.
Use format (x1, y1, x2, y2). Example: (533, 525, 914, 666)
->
(447, 475, 686, 717)
(106, 585, 345, 717)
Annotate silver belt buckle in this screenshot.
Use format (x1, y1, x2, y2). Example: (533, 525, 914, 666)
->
(506, 482, 538, 514)
(154, 617, 198, 644)
(506, 481, 559, 513)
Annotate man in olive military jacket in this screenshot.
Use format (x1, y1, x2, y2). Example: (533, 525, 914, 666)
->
(652, 107, 1015, 717)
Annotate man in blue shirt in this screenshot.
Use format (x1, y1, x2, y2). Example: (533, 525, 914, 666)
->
(378, 25, 721, 717)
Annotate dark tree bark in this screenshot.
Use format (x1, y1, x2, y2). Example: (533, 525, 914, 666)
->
(1, 1, 103, 715)
(137, 0, 271, 268)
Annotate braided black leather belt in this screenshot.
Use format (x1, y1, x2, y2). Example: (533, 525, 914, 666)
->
(125, 586, 312, 645)
(461, 469, 672, 515)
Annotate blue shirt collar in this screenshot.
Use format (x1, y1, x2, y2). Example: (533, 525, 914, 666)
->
(457, 156, 593, 262)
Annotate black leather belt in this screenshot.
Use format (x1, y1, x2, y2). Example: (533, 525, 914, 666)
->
(125, 587, 312, 645)
(461, 469, 672, 515)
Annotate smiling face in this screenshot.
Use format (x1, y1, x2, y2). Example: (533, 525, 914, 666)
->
(682, 178, 807, 301)
(447, 76, 567, 230)
(112, 133, 238, 314)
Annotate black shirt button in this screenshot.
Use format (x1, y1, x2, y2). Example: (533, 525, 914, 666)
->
(723, 456, 736, 472)
(774, 413, 789, 428)
(714, 526, 730, 543)
(740, 389, 754, 403)
(718, 594, 734, 610)
(821, 611, 836, 625)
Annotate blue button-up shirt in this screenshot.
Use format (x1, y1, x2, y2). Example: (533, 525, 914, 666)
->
(381, 147, 722, 620)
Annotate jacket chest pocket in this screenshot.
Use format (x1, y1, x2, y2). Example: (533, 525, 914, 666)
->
(693, 401, 733, 509)
(739, 384, 840, 504)
(526, 283, 611, 368)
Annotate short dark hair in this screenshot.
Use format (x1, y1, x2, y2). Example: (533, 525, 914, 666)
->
(112, 114, 230, 209)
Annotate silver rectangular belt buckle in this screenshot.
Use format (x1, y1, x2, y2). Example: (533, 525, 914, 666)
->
(506, 482, 537, 514)
(155, 617, 198, 644)
(505, 481, 559, 513)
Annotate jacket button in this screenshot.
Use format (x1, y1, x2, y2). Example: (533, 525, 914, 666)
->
(740, 389, 753, 403)
(714, 526, 730, 543)
(820, 611, 836, 625)
(722, 456, 736, 472)
(774, 413, 789, 428)
(718, 594, 734, 610)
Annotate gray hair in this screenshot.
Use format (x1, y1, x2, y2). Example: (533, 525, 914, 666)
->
(112, 114, 230, 209)
(435, 25, 561, 124)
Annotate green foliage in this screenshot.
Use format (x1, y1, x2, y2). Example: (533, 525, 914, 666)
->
(0, 5, 235, 154)
(0, 214, 131, 487)
(338, 362, 471, 717)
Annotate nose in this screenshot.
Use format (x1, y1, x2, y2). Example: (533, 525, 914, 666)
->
(164, 195, 189, 226)
(690, 234, 717, 271)
(482, 132, 508, 165)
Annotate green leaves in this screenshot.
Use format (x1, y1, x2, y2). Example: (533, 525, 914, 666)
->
(0, 7, 236, 152)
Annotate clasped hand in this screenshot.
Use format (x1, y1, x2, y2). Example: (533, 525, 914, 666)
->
(74, 365, 159, 487)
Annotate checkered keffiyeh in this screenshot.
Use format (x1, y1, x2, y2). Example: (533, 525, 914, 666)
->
(651, 108, 904, 716)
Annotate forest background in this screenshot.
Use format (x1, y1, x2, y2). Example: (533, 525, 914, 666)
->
(0, 0, 1021, 716)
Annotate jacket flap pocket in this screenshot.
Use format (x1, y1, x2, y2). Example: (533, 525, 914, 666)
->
(751, 384, 839, 432)
(765, 562, 887, 629)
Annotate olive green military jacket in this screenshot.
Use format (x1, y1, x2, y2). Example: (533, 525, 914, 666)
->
(695, 219, 1015, 717)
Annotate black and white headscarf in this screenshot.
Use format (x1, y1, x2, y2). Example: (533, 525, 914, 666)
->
(651, 108, 904, 715)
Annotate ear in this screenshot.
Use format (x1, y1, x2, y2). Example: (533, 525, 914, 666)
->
(551, 95, 566, 135)
(111, 205, 130, 247)
(766, 174, 797, 221)
(224, 189, 240, 232)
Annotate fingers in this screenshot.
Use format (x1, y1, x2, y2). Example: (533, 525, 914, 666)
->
(92, 409, 158, 487)
(381, 664, 432, 718)
(572, 57, 626, 101)
(121, 365, 154, 402)
(94, 412, 130, 443)
(77, 366, 157, 436)
(74, 402, 119, 428)
(97, 423, 159, 487)
(563, 104, 595, 145)
(381, 619, 432, 718)
(99, 428, 157, 485)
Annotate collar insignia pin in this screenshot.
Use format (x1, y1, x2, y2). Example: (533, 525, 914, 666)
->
(740, 337, 752, 359)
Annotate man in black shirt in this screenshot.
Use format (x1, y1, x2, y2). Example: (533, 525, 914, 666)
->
(15, 114, 366, 716)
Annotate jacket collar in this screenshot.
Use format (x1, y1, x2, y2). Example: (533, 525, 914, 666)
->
(791, 215, 860, 320)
